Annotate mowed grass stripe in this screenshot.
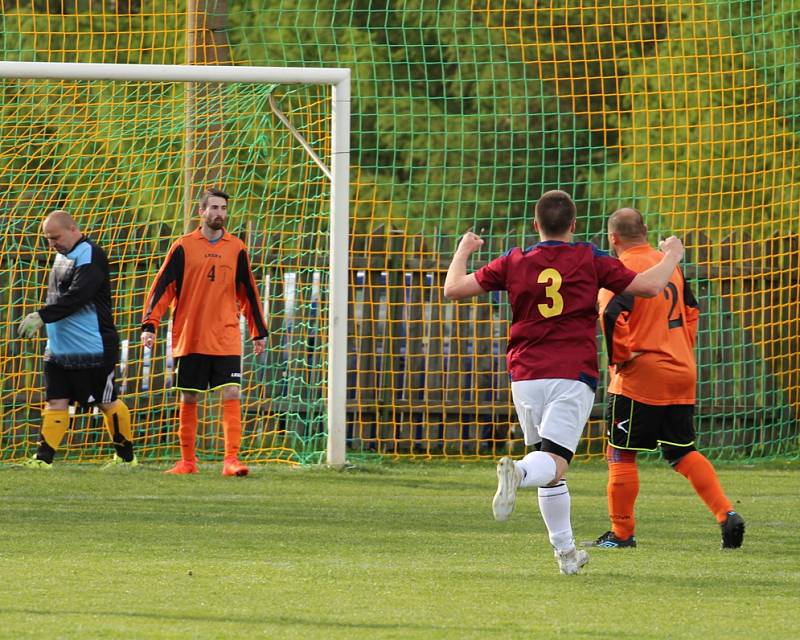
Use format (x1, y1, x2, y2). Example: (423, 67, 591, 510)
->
(1, 462, 797, 639)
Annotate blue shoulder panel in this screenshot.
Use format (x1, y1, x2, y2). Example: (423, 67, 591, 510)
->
(67, 240, 93, 267)
(588, 243, 611, 258)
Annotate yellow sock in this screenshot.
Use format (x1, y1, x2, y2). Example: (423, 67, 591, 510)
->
(100, 401, 135, 462)
(38, 408, 70, 462)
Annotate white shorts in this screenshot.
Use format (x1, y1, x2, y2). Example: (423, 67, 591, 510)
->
(511, 378, 596, 453)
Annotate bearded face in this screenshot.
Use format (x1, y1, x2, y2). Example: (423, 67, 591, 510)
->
(200, 195, 228, 232)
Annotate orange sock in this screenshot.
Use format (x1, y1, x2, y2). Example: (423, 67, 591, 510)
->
(606, 446, 639, 539)
(178, 401, 198, 463)
(674, 451, 733, 523)
(222, 398, 242, 459)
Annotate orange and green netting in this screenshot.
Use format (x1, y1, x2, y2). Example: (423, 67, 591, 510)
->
(1, 0, 798, 463)
(0, 76, 333, 464)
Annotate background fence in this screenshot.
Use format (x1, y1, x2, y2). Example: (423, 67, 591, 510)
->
(1, 1, 798, 462)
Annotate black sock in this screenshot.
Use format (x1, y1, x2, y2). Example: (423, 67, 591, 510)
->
(36, 440, 56, 464)
(113, 436, 134, 462)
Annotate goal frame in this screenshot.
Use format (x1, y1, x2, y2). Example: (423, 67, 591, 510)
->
(0, 60, 350, 467)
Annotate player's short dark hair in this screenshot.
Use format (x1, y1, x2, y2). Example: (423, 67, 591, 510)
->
(534, 190, 576, 235)
(200, 188, 230, 209)
(608, 207, 647, 240)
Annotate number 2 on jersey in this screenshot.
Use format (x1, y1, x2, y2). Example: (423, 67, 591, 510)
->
(664, 282, 683, 329)
(537, 268, 564, 318)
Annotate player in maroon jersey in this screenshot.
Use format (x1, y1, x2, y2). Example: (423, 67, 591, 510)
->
(443, 190, 684, 574)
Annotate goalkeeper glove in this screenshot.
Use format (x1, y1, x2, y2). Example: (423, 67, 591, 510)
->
(18, 312, 44, 338)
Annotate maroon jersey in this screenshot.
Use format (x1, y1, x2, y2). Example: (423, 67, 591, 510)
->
(474, 241, 636, 389)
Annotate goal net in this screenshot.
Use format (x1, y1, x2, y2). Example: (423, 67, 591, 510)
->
(0, 62, 349, 466)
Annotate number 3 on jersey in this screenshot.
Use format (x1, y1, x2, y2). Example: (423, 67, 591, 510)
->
(537, 268, 564, 318)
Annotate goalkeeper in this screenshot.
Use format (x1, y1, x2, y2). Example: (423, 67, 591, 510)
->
(141, 188, 268, 477)
(17, 210, 137, 469)
(589, 207, 745, 550)
(444, 190, 685, 575)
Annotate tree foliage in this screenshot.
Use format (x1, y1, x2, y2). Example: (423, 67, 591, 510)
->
(1, 0, 798, 241)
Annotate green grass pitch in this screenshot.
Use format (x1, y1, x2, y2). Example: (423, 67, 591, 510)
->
(1, 460, 798, 639)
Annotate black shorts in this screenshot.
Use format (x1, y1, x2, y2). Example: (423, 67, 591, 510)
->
(45, 360, 118, 407)
(606, 393, 695, 451)
(175, 354, 241, 391)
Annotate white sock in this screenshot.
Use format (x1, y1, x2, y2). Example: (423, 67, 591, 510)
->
(517, 450, 557, 488)
(538, 481, 574, 552)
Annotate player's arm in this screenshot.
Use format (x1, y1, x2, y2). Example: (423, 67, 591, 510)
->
(600, 290, 636, 366)
(683, 274, 700, 347)
(19, 261, 106, 338)
(443, 232, 488, 300)
(235, 249, 268, 355)
(622, 236, 684, 297)
(38, 262, 106, 323)
(141, 243, 184, 348)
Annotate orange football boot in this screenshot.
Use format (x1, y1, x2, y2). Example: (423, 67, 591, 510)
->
(222, 457, 249, 477)
(164, 460, 198, 475)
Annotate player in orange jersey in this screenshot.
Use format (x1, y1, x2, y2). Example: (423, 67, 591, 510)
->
(141, 188, 268, 477)
(590, 208, 745, 549)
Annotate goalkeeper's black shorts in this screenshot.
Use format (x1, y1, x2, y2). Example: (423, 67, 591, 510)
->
(605, 393, 695, 451)
(44, 360, 118, 407)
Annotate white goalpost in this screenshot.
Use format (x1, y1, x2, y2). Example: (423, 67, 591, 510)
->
(0, 60, 350, 467)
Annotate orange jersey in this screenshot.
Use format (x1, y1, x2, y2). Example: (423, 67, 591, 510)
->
(142, 229, 268, 357)
(598, 244, 699, 405)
